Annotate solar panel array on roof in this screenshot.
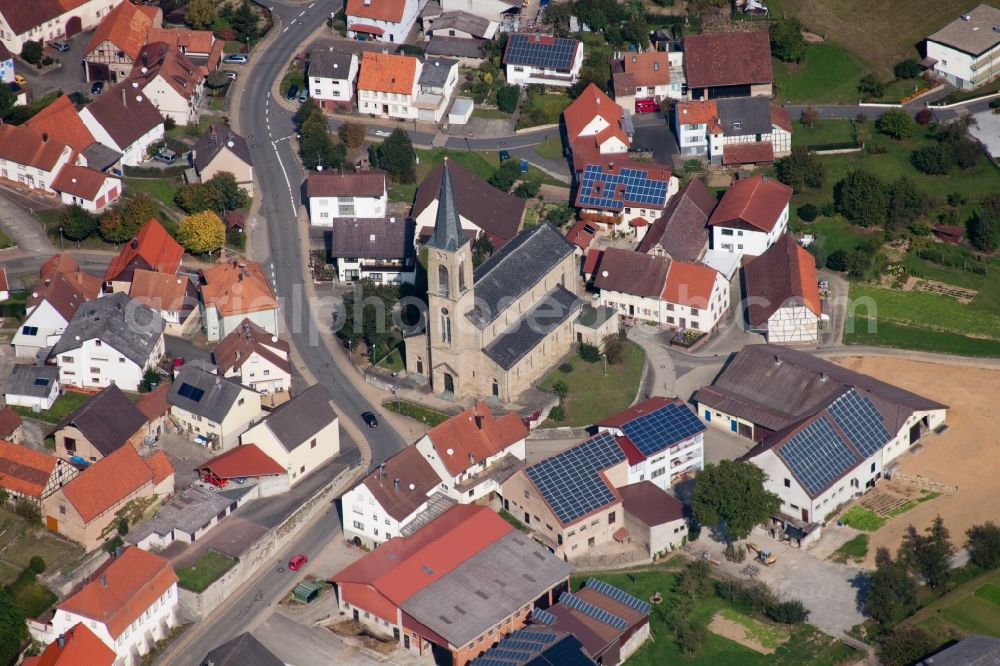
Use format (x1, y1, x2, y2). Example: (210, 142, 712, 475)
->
(827, 390, 892, 459)
(505, 34, 578, 70)
(585, 577, 653, 615)
(531, 608, 557, 625)
(524, 432, 625, 524)
(776, 416, 858, 497)
(559, 591, 628, 630)
(576, 164, 669, 212)
(620, 401, 704, 457)
(513, 630, 557, 645)
(177, 383, 204, 402)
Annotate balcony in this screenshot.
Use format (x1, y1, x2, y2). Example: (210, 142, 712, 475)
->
(453, 454, 524, 494)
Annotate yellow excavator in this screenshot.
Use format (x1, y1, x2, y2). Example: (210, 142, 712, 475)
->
(747, 543, 777, 565)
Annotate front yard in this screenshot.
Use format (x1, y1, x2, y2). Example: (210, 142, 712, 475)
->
(516, 92, 571, 130)
(12, 390, 90, 424)
(771, 42, 866, 104)
(540, 341, 644, 427)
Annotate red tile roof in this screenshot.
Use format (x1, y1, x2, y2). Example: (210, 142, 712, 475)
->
(425, 401, 527, 478)
(333, 505, 511, 605)
(358, 51, 418, 95)
(51, 165, 115, 201)
(85, 2, 161, 62)
(684, 31, 773, 89)
(582, 248, 603, 275)
(200, 259, 277, 316)
(136, 383, 171, 421)
(307, 171, 386, 198)
(146, 27, 217, 56)
(708, 175, 791, 233)
(675, 100, 721, 132)
(770, 104, 792, 132)
(350, 23, 385, 35)
(722, 142, 775, 165)
(567, 219, 597, 251)
(662, 260, 719, 308)
(198, 444, 285, 479)
(346, 0, 407, 23)
(28, 623, 116, 666)
(61, 446, 156, 523)
(28, 254, 102, 322)
(743, 233, 821, 325)
(211, 318, 291, 376)
(564, 84, 627, 145)
(621, 51, 671, 86)
(129, 42, 201, 101)
(103, 219, 184, 282)
(0, 439, 57, 498)
(128, 269, 193, 312)
(58, 547, 177, 639)
(24, 96, 96, 154)
(619, 481, 685, 526)
(592, 247, 668, 298)
(0, 406, 22, 439)
(144, 450, 174, 485)
(1, 0, 95, 36)
(0, 123, 71, 171)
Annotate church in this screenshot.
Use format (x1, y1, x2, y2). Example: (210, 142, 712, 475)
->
(405, 161, 604, 403)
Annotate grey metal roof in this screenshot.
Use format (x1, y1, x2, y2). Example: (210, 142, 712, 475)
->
(430, 11, 493, 39)
(483, 285, 583, 370)
(427, 161, 467, 252)
(419, 57, 458, 88)
(469, 222, 576, 328)
(126, 485, 234, 543)
(307, 48, 356, 80)
(715, 96, 773, 137)
(921, 634, 1000, 665)
(399, 530, 573, 648)
(200, 632, 283, 666)
(81, 142, 123, 172)
(927, 4, 1000, 56)
(168, 364, 246, 423)
(256, 384, 336, 452)
(426, 36, 485, 59)
(53, 385, 148, 457)
(327, 217, 415, 261)
(400, 491, 458, 536)
(5, 365, 59, 399)
(50, 292, 165, 368)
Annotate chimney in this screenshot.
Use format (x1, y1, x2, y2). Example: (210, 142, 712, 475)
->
(393, 478, 400, 491)
(774, 355, 782, 366)
(379, 463, 386, 476)
(820, 371, 828, 382)
(100, 575, 107, 587)
(469, 452, 475, 465)
(122, 86, 127, 108)
(42, 132, 48, 142)
(57, 634, 66, 648)
(215, 376, 222, 391)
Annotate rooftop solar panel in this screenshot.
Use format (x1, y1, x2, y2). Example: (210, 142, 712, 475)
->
(514, 630, 557, 645)
(827, 390, 892, 459)
(575, 164, 670, 212)
(559, 592, 628, 630)
(620, 401, 704, 457)
(777, 416, 859, 497)
(524, 432, 626, 524)
(530, 608, 558, 625)
(505, 34, 579, 70)
(474, 658, 517, 666)
(585, 577, 652, 615)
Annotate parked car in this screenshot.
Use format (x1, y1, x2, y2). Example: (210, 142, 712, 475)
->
(362, 412, 379, 428)
(298, 89, 308, 102)
(223, 54, 248, 65)
(171, 357, 185, 376)
(90, 81, 104, 95)
(50, 41, 71, 52)
(14, 74, 26, 86)
(223, 70, 238, 81)
(372, 129, 391, 138)
(288, 554, 308, 571)
(194, 434, 210, 447)
(635, 98, 659, 113)
(499, 150, 510, 162)
(286, 84, 298, 101)
(154, 149, 177, 164)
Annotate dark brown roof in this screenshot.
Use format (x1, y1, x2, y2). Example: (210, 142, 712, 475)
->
(637, 177, 715, 260)
(53, 385, 147, 457)
(722, 142, 775, 165)
(136, 384, 170, 422)
(192, 125, 252, 172)
(708, 175, 792, 233)
(743, 234, 821, 326)
(82, 83, 164, 151)
(212, 318, 291, 376)
(412, 161, 525, 247)
(683, 31, 773, 89)
(28, 254, 102, 321)
(693, 344, 947, 434)
(592, 247, 668, 298)
(619, 481, 685, 526)
(307, 171, 386, 198)
(0, 406, 22, 438)
(327, 217, 415, 261)
(361, 445, 441, 522)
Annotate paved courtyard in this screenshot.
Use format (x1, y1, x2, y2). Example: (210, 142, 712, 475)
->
(968, 110, 1000, 159)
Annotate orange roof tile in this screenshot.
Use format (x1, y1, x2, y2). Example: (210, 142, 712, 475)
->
(61, 446, 154, 523)
(198, 444, 285, 479)
(58, 547, 177, 639)
(103, 218, 184, 282)
(346, 0, 406, 24)
(145, 27, 215, 55)
(0, 124, 71, 171)
(28, 254, 101, 321)
(563, 83, 624, 144)
(425, 401, 528, 477)
(709, 175, 792, 233)
(675, 100, 720, 132)
(0, 439, 57, 498)
(129, 42, 201, 101)
(333, 505, 512, 605)
(144, 450, 174, 485)
(30, 623, 116, 666)
(51, 165, 115, 201)
(662, 260, 719, 308)
(24, 96, 96, 154)
(128, 268, 193, 312)
(85, 1, 161, 62)
(770, 103, 792, 133)
(136, 383, 170, 421)
(622, 51, 671, 86)
(722, 142, 775, 165)
(357, 51, 418, 95)
(200, 259, 277, 316)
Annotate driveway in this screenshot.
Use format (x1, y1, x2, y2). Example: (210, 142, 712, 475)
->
(0, 192, 57, 255)
(19, 31, 93, 98)
(632, 113, 678, 166)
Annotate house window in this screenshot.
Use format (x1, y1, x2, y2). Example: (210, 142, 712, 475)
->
(238, 398, 245, 406)
(608, 511, 616, 524)
(721, 229, 734, 236)
(95, 340, 102, 347)
(62, 356, 74, 363)
(59, 504, 66, 515)
(90, 367, 100, 374)
(310, 438, 317, 449)
(784, 478, 791, 488)
(733, 122, 742, 130)
(871, 462, 876, 473)
(523, 489, 529, 499)
(21, 326, 38, 336)
(353, 521, 364, 530)
(300, 466, 305, 473)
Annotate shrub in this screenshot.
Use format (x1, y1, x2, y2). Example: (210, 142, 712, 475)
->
(496, 84, 520, 113)
(820, 201, 837, 217)
(797, 203, 818, 221)
(12, 498, 40, 524)
(603, 334, 625, 364)
(876, 109, 916, 140)
(894, 59, 922, 80)
(21, 41, 43, 65)
(27, 556, 45, 575)
(915, 107, 934, 125)
(514, 179, 540, 199)
(766, 599, 810, 624)
(858, 73, 885, 98)
(558, 362, 573, 373)
(579, 343, 600, 363)
(552, 380, 569, 399)
(549, 404, 565, 422)
(827, 250, 849, 272)
(912, 143, 953, 175)
(876, 626, 936, 666)
(966, 522, 1000, 570)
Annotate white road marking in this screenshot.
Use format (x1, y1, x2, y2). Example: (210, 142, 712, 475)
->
(271, 140, 297, 216)
(282, 26, 288, 33)
(308, 2, 315, 7)
(298, 10, 305, 17)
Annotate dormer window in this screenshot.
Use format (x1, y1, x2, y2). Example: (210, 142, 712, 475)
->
(733, 122, 742, 130)
(653, 62, 660, 70)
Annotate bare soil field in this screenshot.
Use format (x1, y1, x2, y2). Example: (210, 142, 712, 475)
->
(772, 0, 1000, 76)
(832, 356, 1000, 565)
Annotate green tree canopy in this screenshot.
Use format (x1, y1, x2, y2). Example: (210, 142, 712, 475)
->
(488, 160, 520, 192)
(185, 0, 216, 29)
(864, 547, 918, 626)
(0, 588, 28, 665)
(122, 193, 160, 237)
(177, 211, 226, 254)
(496, 84, 520, 113)
(692, 460, 781, 541)
(876, 109, 916, 140)
(966, 521, 1000, 569)
(899, 515, 954, 589)
(379, 129, 416, 183)
(775, 146, 825, 192)
(835, 170, 888, 228)
(61, 205, 97, 241)
(206, 172, 250, 212)
(770, 20, 807, 63)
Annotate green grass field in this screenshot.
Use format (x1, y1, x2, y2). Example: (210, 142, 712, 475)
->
(975, 583, 1000, 607)
(516, 93, 571, 130)
(716, 607, 790, 650)
(176, 551, 237, 592)
(12, 390, 90, 424)
(471, 107, 511, 120)
(535, 136, 565, 160)
(540, 341, 644, 428)
(123, 177, 180, 208)
(772, 43, 867, 104)
(838, 506, 886, 531)
(792, 119, 856, 147)
(849, 284, 1000, 342)
(941, 595, 1000, 635)
(876, 77, 929, 103)
(383, 399, 449, 426)
(888, 491, 940, 517)
(909, 568, 1000, 651)
(831, 534, 869, 563)
(846, 316, 1000, 357)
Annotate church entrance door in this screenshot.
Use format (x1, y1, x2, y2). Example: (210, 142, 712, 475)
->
(443, 373, 455, 394)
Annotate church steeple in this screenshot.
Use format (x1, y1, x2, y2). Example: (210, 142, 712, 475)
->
(427, 159, 467, 252)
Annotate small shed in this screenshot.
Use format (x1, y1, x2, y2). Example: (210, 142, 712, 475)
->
(448, 97, 473, 125)
(293, 581, 320, 603)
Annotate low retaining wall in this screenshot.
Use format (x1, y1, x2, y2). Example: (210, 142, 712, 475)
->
(528, 426, 591, 441)
(178, 462, 362, 622)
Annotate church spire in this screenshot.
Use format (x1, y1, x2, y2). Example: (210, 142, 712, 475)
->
(428, 159, 466, 252)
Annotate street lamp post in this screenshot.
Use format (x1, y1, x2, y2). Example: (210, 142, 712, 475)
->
(59, 226, 64, 251)
(600, 352, 607, 376)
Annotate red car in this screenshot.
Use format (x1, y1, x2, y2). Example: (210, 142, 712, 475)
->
(288, 554, 308, 571)
(635, 98, 659, 113)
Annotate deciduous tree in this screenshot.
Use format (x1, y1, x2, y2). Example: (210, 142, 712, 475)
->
(692, 460, 781, 542)
(122, 193, 160, 237)
(99, 209, 130, 243)
(177, 211, 226, 254)
(835, 170, 887, 228)
(900, 515, 954, 588)
(770, 19, 807, 63)
(876, 626, 936, 666)
(185, 0, 216, 30)
(876, 109, 916, 140)
(61, 205, 97, 241)
(206, 171, 249, 211)
(379, 129, 416, 182)
(800, 106, 818, 128)
(496, 84, 520, 113)
(894, 59, 922, 80)
(0, 588, 27, 666)
(775, 146, 826, 192)
(338, 122, 367, 150)
(966, 521, 1000, 569)
(864, 547, 917, 626)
